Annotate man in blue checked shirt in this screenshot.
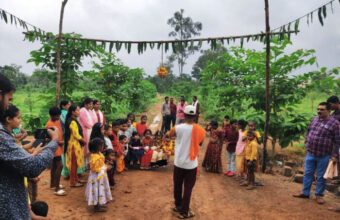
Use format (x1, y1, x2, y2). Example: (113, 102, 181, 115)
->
(293, 102, 339, 205)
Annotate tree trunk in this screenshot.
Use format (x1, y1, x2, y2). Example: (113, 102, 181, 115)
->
(262, 0, 271, 173)
(271, 138, 276, 157)
(55, 0, 68, 106)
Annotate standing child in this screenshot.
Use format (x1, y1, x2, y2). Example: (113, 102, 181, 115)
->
(104, 125, 113, 150)
(116, 135, 127, 173)
(46, 106, 66, 196)
(235, 119, 248, 180)
(222, 115, 230, 130)
(224, 119, 239, 177)
(241, 131, 259, 190)
(136, 115, 148, 136)
(245, 120, 261, 144)
(140, 129, 154, 170)
(202, 120, 224, 173)
(104, 149, 116, 189)
(85, 138, 112, 212)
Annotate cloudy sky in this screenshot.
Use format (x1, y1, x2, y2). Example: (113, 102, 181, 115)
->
(0, 0, 339, 77)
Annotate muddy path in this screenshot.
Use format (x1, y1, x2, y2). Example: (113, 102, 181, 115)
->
(36, 98, 340, 220)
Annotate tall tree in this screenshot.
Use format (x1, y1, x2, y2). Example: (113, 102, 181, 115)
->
(191, 44, 227, 80)
(0, 64, 28, 86)
(167, 9, 202, 77)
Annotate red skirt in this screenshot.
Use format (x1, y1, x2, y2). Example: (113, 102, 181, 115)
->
(202, 142, 222, 173)
(141, 149, 153, 167)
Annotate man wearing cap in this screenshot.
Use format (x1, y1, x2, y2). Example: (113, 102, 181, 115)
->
(167, 105, 206, 219)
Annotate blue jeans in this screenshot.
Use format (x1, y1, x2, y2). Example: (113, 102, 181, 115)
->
(226, 151, 236, 173)
(302, 154, 331, 197)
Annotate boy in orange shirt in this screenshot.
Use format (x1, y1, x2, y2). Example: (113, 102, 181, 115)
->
(46, 107, 66, 196)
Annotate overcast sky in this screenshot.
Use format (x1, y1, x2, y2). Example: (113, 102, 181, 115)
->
(0, 0, 339, 77)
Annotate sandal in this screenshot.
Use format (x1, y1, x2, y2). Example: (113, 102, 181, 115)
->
(70, 182, 84, 187)
(246, 185, 255, 190)
(328, 207, 340, 212)
(240, 182, 248, 187)
(292, 192, 309, 199)
(54, 189, 67, 196)
(178, 211, 195, 219)
(172, 206, 181, 212)
(94, 205, 107, 212)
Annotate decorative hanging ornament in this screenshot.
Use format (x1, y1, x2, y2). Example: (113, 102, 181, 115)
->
(157, 66, 168, 79)
(157, 44, 168, 79)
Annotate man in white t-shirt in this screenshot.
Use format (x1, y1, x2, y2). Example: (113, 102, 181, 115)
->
(168, 105, 206, 219)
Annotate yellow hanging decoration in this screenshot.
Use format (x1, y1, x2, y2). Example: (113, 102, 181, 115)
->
(157, 66, 168, 79)
(157, 43, 168, 79)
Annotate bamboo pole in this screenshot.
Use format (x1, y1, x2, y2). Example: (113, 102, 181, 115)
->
(262, 0, 271, 172)
(55, 0, 68, 106)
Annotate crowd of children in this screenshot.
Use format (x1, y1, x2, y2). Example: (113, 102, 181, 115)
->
(4, 94, 262, 217)
(4, 97, 178, 215)
(202, 116, 261, 190)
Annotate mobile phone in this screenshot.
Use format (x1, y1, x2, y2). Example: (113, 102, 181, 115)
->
(32, 139, 45, 148)
(34, 129, 48, 140)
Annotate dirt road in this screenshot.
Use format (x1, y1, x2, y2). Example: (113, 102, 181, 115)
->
(36, 99, 340, 220)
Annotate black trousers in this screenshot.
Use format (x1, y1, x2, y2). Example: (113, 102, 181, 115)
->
(162, 115, 172, 133)
(171, 114, 176, 128)
(173, 166, 197, 214)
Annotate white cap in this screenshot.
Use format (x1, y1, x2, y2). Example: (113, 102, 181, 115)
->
(184, 105, 196, 115)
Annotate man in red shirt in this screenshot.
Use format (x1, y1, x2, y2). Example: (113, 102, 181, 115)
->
(170, 97, 177, 128)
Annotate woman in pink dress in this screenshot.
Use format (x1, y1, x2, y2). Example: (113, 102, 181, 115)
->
(78, 98, 96, 169)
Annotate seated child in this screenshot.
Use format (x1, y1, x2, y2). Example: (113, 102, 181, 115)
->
(104, 124, 113, 150)
(241, 131, 259, 190)
(104, 149, 117, 189)
(85, 138, 112, 212)
(126, 131, 144, 167)
(161, 135, 174, 162)
(116, 135, 127, 173)
(140, 129, 154, 170)
(111, 120, 120, 151)
(150, 131, 164, 168)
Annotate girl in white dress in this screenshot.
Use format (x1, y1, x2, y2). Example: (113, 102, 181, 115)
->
(85, 138, 112, 212)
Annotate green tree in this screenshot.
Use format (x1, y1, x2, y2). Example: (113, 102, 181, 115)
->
(201, 38, 319, 154)
(167, 9, 202, 77)
(191, 44, 227, 80)
(26, 33, 97, 99)
(0, 64, 28, 86)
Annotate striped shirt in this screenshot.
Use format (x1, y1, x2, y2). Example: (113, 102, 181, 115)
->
(305, 116, 340, 158)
